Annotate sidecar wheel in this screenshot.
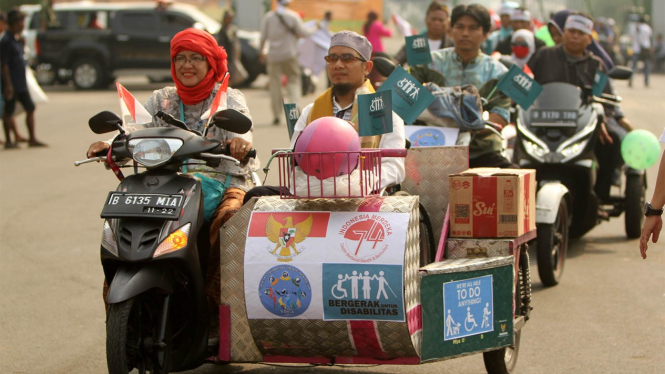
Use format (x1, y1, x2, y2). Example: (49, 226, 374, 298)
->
(483, 253, 525, 374)
(107, 296, 172, 374)
(483, 329, 521, 374)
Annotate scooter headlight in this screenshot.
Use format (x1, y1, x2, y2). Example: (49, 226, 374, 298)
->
(522, 139, 548, 161)
(128, 138, 183, 167)
(101, 220, 118, 257)
(153, 223, 191, 258)
(560, 139, 589, 160)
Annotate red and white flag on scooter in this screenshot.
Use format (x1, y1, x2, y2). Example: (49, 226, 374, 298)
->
(202, 72, 230, 123)
(116, 82, 152, 125)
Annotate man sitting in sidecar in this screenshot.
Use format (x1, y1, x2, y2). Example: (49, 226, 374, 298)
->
(244, 30, 406, 202)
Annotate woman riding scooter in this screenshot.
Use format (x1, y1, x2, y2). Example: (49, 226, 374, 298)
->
(86, 28, 260, 330)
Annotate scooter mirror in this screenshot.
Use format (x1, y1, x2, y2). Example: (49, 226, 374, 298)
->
(373, 56, 397, 78)
(89, 111, 123, 134)
(211, 108, 252, 134)
(607, 66, 633, 80)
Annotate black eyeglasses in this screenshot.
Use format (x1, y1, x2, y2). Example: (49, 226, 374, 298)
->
(324, 53, 366, 64)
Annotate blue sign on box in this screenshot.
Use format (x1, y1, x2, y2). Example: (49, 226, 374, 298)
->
(442, 275, 494, 340)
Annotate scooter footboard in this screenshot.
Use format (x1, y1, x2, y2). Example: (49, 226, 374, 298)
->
(218, 196, 422, 362)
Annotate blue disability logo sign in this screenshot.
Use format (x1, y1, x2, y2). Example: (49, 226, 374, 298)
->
(443, 275, 494, 340)
(322, 263, 404, 321)
(409, 128, 447, 147)
(258, 265, 312, 317)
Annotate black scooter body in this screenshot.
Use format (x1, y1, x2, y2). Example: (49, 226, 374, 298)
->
(101, 170, 211, 371)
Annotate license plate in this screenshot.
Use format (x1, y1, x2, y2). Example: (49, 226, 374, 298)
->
(101, 192, 185, 220)
(530, 110, 578, 127)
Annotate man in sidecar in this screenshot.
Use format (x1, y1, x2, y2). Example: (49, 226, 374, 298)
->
(244, 30, 406, 202)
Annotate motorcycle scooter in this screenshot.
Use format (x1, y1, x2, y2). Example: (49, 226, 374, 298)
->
(76, 109, 255, 373)
(513, 66, 644, 286)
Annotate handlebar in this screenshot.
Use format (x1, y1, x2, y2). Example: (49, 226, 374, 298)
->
(270, 148, 407, 157)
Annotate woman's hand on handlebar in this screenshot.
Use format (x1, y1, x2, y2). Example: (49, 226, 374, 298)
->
(227, 138, 252, 161)
(87, 141, 110, 158)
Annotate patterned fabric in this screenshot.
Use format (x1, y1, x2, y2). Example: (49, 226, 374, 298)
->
(125, 84, 259, 191)
(428, 47, 509, 122)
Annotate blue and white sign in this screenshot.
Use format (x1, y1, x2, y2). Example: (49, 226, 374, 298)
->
(442, 275, 494, 340)
(322, 263, 404, 321)
(404, 126, 459, 147)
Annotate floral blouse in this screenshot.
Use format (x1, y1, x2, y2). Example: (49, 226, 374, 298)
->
(125, 84, 260, 191)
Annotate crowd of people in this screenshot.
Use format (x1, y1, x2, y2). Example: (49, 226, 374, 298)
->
(1, 1, 661, 311)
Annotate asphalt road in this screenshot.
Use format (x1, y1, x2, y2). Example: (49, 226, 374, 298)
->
(0, 73, 663, 374)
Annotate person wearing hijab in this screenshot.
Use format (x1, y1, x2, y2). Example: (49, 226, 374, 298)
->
(548, 9, 614, 70)
(510, 29, 536, 69)
(87, 28, 259, 321)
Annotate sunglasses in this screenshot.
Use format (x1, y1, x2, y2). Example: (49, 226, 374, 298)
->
(324, 53, 366, 64)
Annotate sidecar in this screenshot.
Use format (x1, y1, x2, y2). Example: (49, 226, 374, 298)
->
(214, 146, 533, 373)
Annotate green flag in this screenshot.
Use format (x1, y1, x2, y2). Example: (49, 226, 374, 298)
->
(377, 65, 435, 124)
(405, 35, 432, 66)
(283, 103, 299, 139)
(357, 91, 393, 136)
(496, 65, 543, 110)
(592, 70, 608, 97)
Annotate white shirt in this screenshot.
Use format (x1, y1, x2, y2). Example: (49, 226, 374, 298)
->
(290, 102, 406, 188)
(631, 23, 652, 53)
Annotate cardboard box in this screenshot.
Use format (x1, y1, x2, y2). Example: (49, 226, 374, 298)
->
(449, 168, 536, 238)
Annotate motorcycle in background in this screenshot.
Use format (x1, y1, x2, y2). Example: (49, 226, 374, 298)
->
(513, 66, 644, 286)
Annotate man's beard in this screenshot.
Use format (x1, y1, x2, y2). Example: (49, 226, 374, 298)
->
(333, 83, 354, 96)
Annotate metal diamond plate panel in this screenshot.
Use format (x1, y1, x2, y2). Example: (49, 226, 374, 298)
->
(446, 238, 513, 259)
(401, 146, 469, 249)
(220, 195, 422, 361)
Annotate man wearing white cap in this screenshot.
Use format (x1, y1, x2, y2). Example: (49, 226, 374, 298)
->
(243, 31, 406, 201)
(482, 3, 515, 54)
(260, 0, 318, 125)
(494, 7, 545, 55)
(528, 12, 622, 203)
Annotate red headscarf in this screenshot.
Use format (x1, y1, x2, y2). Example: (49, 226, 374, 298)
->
(170, 28, 228, 105)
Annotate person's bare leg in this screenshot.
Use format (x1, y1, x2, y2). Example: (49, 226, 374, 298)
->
(26, 111, 46, 146)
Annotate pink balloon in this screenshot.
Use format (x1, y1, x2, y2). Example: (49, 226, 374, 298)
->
(294, 117, 361, 180)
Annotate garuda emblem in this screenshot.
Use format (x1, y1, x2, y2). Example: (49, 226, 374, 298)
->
(266, 214, 313, 262)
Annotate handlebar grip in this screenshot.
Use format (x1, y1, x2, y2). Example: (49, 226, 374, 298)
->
(221, 144, 257, 159)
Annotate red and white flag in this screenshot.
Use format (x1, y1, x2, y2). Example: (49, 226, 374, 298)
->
(392, 13, 416, 37)
(116, 82, 152, 125)
(202, 72, 230, 121)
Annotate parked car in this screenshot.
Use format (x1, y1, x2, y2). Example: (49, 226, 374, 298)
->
(24, 1, 264, 89)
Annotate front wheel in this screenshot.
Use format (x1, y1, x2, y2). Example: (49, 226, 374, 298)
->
(106, 296, 172, 374)
(624, 174, 645, 239)
(537, 198, 569, 287)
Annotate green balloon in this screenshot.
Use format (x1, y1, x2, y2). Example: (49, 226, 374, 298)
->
(620, 129, 661, 170)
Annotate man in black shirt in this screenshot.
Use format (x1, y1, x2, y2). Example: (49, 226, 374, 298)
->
(1, 9, 46, 148)
(528, 13, 623, 201)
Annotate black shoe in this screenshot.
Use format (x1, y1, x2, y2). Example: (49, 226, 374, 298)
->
(272, 118, 280, 126)
(4, 142, 19, 149)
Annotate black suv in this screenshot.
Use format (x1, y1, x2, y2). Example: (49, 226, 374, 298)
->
(34, 3, 223, 89)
